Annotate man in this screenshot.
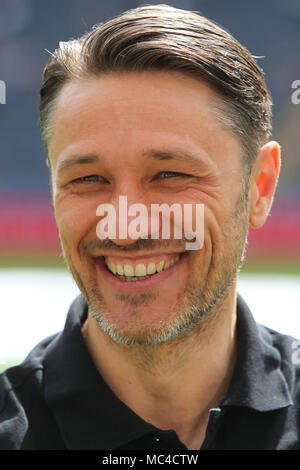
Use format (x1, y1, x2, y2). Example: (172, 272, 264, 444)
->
(0, 4, 299, 451)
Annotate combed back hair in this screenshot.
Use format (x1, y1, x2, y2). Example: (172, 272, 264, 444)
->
(39, 3, 272, 170)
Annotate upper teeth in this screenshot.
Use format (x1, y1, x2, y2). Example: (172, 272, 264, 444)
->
(105, 255, 180, 277)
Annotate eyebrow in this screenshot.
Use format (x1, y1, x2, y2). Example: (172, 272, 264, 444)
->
(56, 147, 209, 175)
(57, 154, 101, 174)
(142, 149, 210, 167)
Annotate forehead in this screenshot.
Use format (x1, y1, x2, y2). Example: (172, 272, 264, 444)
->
(48, 71, 241, 167)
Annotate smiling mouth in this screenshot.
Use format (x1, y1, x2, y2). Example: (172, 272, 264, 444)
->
(102, 253, 184, 282)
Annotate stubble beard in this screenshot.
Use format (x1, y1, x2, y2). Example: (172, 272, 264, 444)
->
(64, 185, 250, 353)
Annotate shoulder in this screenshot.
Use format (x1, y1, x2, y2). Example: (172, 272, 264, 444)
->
(267, 326, 300, 384)
(259, 323, 300, 411)
(0, 333, 59, 449)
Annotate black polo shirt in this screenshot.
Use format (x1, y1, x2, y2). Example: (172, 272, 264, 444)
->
(0, 293, 299, 450)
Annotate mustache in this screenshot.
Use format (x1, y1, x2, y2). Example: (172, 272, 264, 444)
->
(80, 237, 190, 256)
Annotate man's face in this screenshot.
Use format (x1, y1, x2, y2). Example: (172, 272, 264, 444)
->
(48, 71, 249, 345)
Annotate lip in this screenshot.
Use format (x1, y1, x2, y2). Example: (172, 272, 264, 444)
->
(95, 252, 188, 291)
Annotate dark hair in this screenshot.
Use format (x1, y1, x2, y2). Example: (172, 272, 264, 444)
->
(39, 4, 272, 169)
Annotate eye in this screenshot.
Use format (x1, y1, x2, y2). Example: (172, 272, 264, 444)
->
(156, 171, 191, 179)
(71, 175, 107, 184)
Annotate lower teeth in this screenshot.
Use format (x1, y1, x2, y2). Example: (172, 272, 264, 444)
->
(112, 272, 153, 281)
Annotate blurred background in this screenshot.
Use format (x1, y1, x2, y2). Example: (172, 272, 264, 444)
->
(0, 0, 299, 370)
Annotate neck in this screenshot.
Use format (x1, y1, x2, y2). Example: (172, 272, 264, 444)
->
(81, 283, 238, 449)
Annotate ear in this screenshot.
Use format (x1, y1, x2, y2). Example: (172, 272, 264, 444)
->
(46, 158, 50, 169)
(249, 141, 281, 229)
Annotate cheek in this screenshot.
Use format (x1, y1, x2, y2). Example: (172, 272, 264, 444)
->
(55, 197, 98, 254)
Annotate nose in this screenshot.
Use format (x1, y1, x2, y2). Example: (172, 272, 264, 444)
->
(96, 179, 152, 247)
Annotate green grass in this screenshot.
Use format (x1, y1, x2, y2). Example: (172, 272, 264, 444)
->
(240, 257, 300, 275)
(0, 251, 66, 269)
(0, 358, 23, 373)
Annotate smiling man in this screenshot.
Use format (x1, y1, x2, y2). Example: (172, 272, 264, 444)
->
(1, 4, 299, 451)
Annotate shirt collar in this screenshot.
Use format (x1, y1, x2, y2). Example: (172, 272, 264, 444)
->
(42, 292, 293, 449)
(42, 295, 156, 450)
(220, 294, 294, 411)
